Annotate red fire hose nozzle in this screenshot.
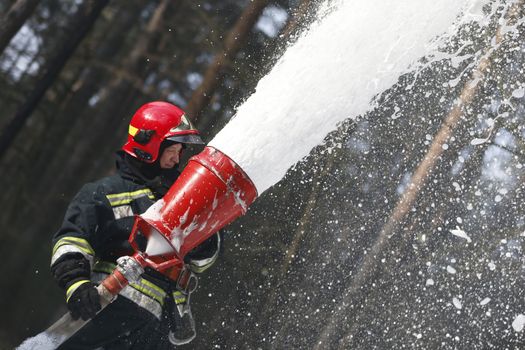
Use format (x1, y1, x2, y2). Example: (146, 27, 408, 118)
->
(127, 146, 258, 279)
(100, 146, 258, 293)
(97, 255, 145, 301)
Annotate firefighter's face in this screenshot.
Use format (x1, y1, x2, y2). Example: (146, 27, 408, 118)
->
(159, 143, 183, 169)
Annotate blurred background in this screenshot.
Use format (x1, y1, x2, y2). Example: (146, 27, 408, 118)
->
(1, 0, 525, 349)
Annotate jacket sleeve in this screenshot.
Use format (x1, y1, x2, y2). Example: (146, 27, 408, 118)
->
(51, 182, 114, 267)
(185, 232, 222, 273)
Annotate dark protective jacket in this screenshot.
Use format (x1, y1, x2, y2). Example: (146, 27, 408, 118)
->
(51, 151, 220, 349)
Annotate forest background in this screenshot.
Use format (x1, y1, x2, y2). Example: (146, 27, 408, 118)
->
(1, 0, 525, 349)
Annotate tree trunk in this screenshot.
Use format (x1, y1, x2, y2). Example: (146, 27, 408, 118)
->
(46, 0, 171, 193)
(314, 3, 522, 348)
(0, 0, 109, 160)
(79, 0, 172, 180)
(30, 3, 144, 197)
(185, 0, 269, 124)
(0, 1, 131, 343)
(340, 132, 492, 348)
(0, 0, 40, 55)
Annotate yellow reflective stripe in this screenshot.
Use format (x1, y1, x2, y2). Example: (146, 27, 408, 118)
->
(189, 234, 220, 274)
(129, 282, 165, 306)
(189, 254, 218, 273)
(141, 279, 166, 297)
(109, 199, 133, 206)
(52, 237, 94, 257)
(129, 125, 138, 136)
(106, 189, 153, 199)
(173, 291, 187, 304)
(105, 189, 155, 206)
(190, 263, 213, 274)
(93, 261, 117, 274)
(66, 279, 90, 302)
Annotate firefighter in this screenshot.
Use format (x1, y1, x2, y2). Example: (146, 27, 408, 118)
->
(51, 101, 219, 349)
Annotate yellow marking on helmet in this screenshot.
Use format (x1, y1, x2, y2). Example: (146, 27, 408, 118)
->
(129, 125, 138, 136)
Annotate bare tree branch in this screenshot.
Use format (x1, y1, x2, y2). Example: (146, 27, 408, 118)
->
(0, 0, 109, 160)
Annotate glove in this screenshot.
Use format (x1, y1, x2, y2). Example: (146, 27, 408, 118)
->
(51, 253, 101, 320)
(67, 281, 102, 320)
(51, 253, 91, 289)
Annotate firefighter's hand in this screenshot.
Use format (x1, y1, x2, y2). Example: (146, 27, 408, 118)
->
(51, 253, 100, 320)
(51, 253, 91, 289)
(67, 281, 101, 320)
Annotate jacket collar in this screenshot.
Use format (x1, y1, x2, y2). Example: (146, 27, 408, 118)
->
(115, 151, 180, 197)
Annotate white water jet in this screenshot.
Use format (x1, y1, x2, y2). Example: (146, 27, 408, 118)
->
(210, 0, 489, 194)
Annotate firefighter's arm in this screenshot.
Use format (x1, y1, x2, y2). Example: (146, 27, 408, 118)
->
(51, 182, 113, 265)
(185, 232, 222, 273)
(50, 183, 112, 319)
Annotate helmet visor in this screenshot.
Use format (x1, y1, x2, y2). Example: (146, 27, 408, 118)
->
(169, 114, 197, 133)
(166, 114, 204, 144)
(167, 133, 204, 145)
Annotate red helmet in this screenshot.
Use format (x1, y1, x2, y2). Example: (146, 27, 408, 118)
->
(122, 101, 204, 163)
